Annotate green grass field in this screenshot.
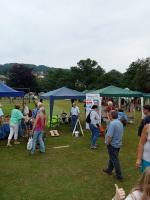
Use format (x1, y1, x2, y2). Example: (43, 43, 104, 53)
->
(0, 99, 141, 200)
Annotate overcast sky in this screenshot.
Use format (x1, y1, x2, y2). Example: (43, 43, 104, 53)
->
(0, 0, 150, 72)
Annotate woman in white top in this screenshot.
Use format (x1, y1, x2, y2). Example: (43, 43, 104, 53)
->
(89, 105, 101, 149)
(113, 167, 150, 200)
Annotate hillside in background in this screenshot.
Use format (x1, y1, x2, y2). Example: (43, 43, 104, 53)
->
(0, 57, 149, 93)
(0, 63, 53, 75)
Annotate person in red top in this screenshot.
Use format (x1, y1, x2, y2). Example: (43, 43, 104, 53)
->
(105, 101, 115, 121)
(30, 106, 47, 154)
(105, 101, 115, 112)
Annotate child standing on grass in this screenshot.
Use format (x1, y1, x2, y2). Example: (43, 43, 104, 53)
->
(30, 106, 47, 155)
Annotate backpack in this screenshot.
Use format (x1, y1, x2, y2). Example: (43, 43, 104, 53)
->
(86, 112, 91, 123)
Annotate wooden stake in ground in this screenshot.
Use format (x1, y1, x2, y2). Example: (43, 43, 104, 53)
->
(53, 145, 70, 149)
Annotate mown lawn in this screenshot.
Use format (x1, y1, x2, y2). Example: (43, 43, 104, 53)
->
(0, 99, 141, 200)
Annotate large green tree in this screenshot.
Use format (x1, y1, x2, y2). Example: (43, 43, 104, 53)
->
(3, 57, 150, 93)
(70, 58, 105, 90)
(123, 58, 150, 92)
(45, 68, 73, 91)
(7, 64, 37, 91)
(102, 69, 124, 87)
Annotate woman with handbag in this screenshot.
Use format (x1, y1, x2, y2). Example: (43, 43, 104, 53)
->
(89, 105, 101, 149)
(30, 106, 46, 154)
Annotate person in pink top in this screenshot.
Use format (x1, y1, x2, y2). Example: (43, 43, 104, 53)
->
(30, 106, 47, 154)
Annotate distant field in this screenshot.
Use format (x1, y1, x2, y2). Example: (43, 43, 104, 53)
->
(0, 99, 141, 200)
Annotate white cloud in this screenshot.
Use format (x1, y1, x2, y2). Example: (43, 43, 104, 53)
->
(0, 0, 150, 72)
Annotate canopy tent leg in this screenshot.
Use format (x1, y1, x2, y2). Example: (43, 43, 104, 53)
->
(118, 97, 121, 109)
(50, 96, 54, 128)
(141, 97, 144, 119)
(22, 96, 25, 111)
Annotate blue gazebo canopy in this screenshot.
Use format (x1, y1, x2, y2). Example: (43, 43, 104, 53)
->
(41, 86, 85, 99)
(0, 82, 24, 97)
(40, 87, 85, 127)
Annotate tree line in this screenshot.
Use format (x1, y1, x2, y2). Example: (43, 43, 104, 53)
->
(1, 58, 150, 93)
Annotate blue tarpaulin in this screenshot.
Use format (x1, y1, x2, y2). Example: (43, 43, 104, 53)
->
(40, 87, 85, 127)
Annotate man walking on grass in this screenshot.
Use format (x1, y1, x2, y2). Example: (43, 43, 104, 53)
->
(103, 110, 124, 181)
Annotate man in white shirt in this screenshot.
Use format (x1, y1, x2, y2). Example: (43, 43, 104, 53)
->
(70, 102, 80, 132)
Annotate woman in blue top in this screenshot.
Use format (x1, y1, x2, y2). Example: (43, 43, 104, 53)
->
(89, 105, 101, 149)
(7, 105, 24, 147)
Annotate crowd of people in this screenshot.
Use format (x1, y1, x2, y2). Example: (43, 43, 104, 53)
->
(0, 98, 150, 199)
(69, 98, 150, 199)
(84, 100, 150, 199)
(71, 101, 150, 177)
(0, 101, 47, 155)
(70, 100, 150, 175)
